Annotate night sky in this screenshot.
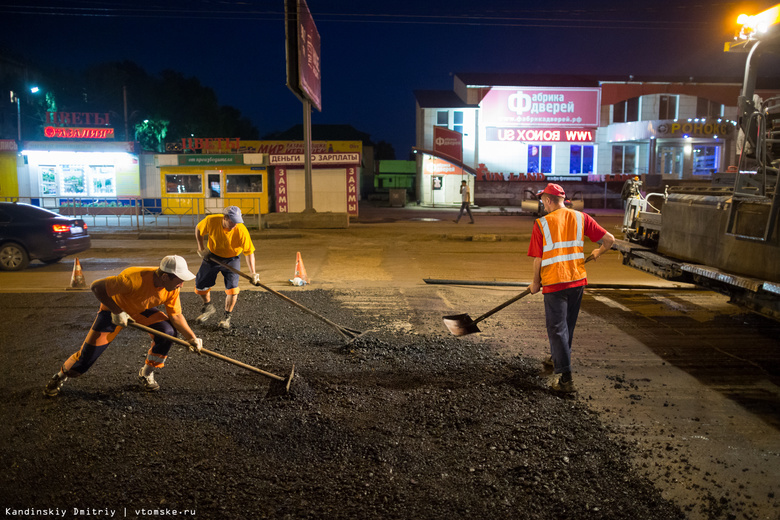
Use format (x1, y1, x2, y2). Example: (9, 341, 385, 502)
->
(1, 0, 776, 157)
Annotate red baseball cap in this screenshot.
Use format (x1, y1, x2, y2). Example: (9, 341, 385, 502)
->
(542, 183, 565, 197)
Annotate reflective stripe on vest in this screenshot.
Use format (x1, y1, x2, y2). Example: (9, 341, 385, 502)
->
(539, 211, 584, 267)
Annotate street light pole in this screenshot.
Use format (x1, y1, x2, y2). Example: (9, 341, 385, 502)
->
(16, 96, 21, 142)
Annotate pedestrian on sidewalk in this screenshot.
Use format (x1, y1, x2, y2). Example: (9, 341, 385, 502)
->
(527, 183, 614, 393)
(194, 206, 260, 330)
(454, 179, 475, 224)
(43, 255, 203, 396)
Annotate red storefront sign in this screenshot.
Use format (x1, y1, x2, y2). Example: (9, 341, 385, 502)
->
(486, 127, 595, 142)
(275, 167, 289, 213)
(481, 87, 600, 127)
(44, 126, 115, 139)
(433, 126, 463, 163)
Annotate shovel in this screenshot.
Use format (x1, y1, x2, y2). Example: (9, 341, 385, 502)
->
(443, 255, 594, 336)
(208, 256, 366, 344)
(127, 320, 295, 397)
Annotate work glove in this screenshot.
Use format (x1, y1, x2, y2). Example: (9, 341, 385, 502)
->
(198, 249, 212, 262)
(111, 311, 130, 327)
(187, 337, 203, 355)
(252, 273, 261, 286)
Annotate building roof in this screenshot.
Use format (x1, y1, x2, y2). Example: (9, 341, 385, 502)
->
(262, 124, 372, 143)
(378, 160, 416, 174)
(414, 90, 477, 109)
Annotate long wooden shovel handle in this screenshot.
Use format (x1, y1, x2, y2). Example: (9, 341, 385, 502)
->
(127, 320, 285, 382)
(471, 289, 531, 325)
(208, 257, 357, 340)
(472, 254, 595, 325)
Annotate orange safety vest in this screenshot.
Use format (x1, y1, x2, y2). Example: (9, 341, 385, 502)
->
(537, 208, 587, 286)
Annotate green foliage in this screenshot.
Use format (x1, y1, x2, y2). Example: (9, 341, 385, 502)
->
(134, 119, 170, 152)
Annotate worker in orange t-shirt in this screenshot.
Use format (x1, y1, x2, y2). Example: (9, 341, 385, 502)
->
(193, 206, 259, 330)
(44, 255, 202, 397)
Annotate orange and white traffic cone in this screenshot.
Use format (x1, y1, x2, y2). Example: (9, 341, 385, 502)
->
(67, 258, 88, 290)
(290, 251, 309, 286)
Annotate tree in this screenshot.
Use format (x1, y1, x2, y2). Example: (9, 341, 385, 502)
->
(375, 140, 396, 160)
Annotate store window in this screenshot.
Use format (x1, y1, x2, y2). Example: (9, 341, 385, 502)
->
(613, 97, 640, 123)
(656, 145, 684, 178)
(226, 174, 263, 193)
(453, 111, 464, 134)
(165, 174, 202, 194)
(528, 145, 552, 174)
(696, 98, 723, 118)
(612, 145, 637, 174)
(692, 145, 720, 176)
(40, 166, 57, 195)
(569, 145, 594, 174)
(436, 111, 448, 126)
(659, 95, 678, 119)
(60, 165, 87, 196)
(89, 165, 116, 196)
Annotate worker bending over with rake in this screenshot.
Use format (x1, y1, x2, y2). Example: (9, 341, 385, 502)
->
(528, 183, 614, 393)
(44, 255, 203, 397)
(194, 205, 260, 330)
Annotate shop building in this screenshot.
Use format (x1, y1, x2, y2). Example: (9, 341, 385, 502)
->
(414, 73, 765, 208)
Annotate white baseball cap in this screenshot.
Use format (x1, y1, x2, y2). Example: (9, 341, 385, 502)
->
(159, 255, 196, 281)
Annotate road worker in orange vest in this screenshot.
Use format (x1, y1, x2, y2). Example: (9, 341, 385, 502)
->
(528, 183, 615, 393)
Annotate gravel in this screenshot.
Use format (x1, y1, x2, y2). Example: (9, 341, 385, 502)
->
(0, 290, 684, 519)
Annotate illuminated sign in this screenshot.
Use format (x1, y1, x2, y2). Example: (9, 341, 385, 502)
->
(486, 127, 595, 142)
(181, 138, 241, 152)
(178, 155, 244, 166)
(433, 126, 463, 163)
(0, 139, 17, 151)
(481, 87, 600, 127)
(46, 112, 111, 125)
(44, 127, 115, 139)
(269, 153, 361, 165)
(658, 121, 732, 137)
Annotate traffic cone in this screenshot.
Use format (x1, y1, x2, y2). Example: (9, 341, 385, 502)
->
(67, 258, 88, 290)
(289, 251, 309, 286)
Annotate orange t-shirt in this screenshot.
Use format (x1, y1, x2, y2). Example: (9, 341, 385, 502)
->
(100, 267, 182, 317)
(196, 214, 255, 258)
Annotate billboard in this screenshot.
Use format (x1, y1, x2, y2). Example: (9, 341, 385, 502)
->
(433, 126, 463, 163)
(481, 87, 600, 127)
(285, 0, 322, 111)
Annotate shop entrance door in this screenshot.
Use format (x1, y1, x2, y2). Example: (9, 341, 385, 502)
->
(656, 145, 684, 179)
(205, 171, 223, 213)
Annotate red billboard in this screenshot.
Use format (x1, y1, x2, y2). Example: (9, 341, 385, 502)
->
(285, 0, 322, 111)
(480, 87, 600, 127)
(433, 126, 463, 163)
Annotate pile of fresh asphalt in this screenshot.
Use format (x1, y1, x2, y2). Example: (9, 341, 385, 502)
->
(0, 290, 684, 519)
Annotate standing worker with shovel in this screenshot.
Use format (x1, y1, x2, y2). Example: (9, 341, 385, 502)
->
(194, 206, 260, 330)
(44, 255, 203, 396)
(528, 183, 614, 393)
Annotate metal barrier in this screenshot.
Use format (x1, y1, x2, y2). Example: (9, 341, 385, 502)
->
(1, 196, 263, 230)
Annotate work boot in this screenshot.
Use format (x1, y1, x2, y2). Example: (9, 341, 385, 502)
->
(542, 356, 554, 369)
(218, 314, 231, 330)
(43, 373, 68, 397)
(550, 373, 575, 394)
(138, 368, 160, 392)
(195, 302, 216, 324)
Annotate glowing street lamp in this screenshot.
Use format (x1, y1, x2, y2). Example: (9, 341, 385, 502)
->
(15, 86, 42, 142)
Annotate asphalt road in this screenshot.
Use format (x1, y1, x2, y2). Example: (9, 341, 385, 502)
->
(1, 207, 778, 519)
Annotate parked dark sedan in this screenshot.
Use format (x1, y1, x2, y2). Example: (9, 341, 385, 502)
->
(0, 202, 91, 271)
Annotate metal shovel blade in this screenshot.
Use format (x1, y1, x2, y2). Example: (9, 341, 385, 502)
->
(442, 313, 481, 336)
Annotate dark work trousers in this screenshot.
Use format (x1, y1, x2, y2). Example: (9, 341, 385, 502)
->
(543, 286, 584, 374)
(455, 202, 474, 223)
